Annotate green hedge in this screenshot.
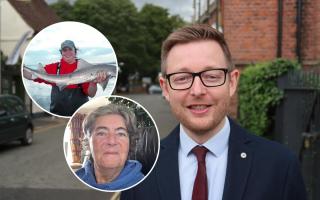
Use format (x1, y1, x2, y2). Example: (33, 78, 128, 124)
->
(238, 59, 300, 136)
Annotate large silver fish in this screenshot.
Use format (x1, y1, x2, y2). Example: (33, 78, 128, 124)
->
(24, 59, 117, 91)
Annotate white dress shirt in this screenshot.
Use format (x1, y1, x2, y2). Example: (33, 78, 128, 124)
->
(178, 117, 230, 200)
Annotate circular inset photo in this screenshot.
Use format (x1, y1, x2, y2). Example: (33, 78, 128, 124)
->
(63, 96, 160, 192)
(22, 21, 118, 118)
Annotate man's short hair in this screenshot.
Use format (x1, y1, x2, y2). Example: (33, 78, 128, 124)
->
(161, 24, 234, 75)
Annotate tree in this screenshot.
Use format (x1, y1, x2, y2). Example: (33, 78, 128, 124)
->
(138, 4, 185, 79)
(50, 0, 74, 21)
(51, 0, 185, 85)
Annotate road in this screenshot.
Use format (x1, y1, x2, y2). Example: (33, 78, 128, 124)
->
(0, 94, 177, 200)
(0, 123, 114, 200)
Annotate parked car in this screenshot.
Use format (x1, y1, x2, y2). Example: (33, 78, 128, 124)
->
(148, 85, 162, 94)
(0, 95, 33, 145)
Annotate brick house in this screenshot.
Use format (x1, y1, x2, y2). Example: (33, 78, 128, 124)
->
(194, 0, 320, 117)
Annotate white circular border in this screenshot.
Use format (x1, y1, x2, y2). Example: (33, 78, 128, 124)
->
(21, 21, 119, 119)
(63, 95, 161, 192)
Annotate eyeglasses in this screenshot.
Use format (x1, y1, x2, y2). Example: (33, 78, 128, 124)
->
(165, 68, 229, 90)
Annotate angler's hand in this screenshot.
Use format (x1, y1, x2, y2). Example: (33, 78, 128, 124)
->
(94, 71, 108, 83)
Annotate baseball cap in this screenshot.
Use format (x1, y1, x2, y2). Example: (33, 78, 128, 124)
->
(61, 40, 76, 49)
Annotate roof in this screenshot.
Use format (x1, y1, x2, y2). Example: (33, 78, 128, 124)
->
(8, 0, 60, 32)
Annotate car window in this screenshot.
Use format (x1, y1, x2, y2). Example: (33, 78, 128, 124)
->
(0, 98, 10, 116)
(6, 97, 25, 114)
(0, 99, 8, 116)
(0, 97, 25, 115)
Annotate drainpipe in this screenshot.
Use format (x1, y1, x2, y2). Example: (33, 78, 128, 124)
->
(193, 0, 196, 23)
(296, 0, 303, 63)
(277, 0, 283, 58)
(198, 0, 201, 21)
(216, 0, 220, 30)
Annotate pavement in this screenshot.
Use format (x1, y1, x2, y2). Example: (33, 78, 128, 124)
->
(32, 114, 69, 133)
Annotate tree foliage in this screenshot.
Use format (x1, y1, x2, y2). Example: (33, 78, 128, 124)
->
(138, 4, 185, 78)
(50, 0, 74, 20)
(108, 96, 154, 128)
(238, 59, 300, 136)
(51, 0, 185, 85)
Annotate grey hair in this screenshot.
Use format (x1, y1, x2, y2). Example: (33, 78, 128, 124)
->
(82, 103, 137, 139)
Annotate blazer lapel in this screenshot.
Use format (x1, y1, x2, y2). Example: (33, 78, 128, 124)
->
(222, 119, 253, 200)
(156, 125, 181, 200)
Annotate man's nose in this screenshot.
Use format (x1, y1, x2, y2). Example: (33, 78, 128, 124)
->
(190, 76, 206, 96)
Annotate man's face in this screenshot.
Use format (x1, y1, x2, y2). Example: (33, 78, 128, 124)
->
(61, 47, 76, 63)
(160, 40, 239, 139)
(89, 114, 129, 172)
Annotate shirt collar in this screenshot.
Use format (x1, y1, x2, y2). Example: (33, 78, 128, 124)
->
(179, 117, 230, 157)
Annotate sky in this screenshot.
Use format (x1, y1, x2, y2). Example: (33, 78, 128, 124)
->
(46, 0, 194, 22)
(131, 0, 193, 22)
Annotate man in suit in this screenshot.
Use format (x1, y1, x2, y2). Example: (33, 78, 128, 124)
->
(121, 24, 307, 200)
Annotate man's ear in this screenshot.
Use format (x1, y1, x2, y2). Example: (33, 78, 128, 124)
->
(159, 76, 169, 102)
(229, 69, 240, 97)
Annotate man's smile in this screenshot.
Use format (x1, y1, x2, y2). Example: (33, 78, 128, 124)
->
(187, 104, 212, 114)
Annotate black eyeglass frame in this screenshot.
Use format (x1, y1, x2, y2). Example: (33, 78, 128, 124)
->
(165, 68, 229, 90)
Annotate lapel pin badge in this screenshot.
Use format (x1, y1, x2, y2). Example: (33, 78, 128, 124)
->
(240, 152, 247, 159)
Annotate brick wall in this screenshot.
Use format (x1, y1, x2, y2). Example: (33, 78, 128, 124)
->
(281, 0, 297, 59)
(223, 0, 279, 65)
(202, 0, 320, 118)
(222, 0, 280, 118)
(301, 0, 320, 66)
(221, 0, 320, 66)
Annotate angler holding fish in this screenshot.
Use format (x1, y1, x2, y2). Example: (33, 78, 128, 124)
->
(23, 40, 115, 117)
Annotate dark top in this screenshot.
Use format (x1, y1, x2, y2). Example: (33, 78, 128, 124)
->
(34, 59, 90, 116)
(121, 118, 307, 200)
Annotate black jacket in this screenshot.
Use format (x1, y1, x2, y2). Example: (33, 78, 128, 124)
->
(121, 119, 307, 200)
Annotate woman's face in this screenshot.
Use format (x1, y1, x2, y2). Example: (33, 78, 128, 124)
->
(89, 114, 130, 172)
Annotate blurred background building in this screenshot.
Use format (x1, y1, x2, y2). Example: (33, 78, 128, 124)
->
(193, 0, 320, 118)
(0, 0, 59, 114)
(194, 0, 320, 68)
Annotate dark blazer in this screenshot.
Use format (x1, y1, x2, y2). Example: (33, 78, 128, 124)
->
(121, 119, 307, 200)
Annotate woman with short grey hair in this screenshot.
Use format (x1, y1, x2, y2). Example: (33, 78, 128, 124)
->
(76, 103, 144, 191)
